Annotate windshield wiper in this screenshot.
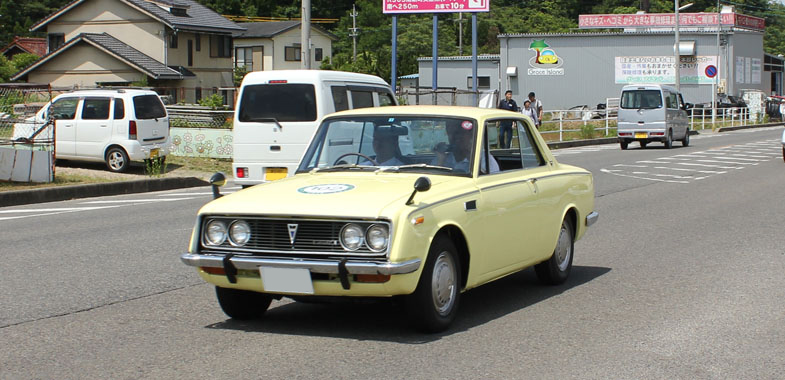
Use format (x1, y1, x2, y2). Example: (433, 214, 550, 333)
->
(377, 163, 453, 173)
(246, 117, 284, 130)
(311, 164, 378, 173)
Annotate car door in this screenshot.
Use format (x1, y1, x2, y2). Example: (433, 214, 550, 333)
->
(49, 97, 79, 157)
(76, 97, 112, 159)
(473, 118, 551, 280)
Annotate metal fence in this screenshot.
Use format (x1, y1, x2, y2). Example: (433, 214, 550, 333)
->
(0, 85, 57, 182)
(398, 87, 499, 108)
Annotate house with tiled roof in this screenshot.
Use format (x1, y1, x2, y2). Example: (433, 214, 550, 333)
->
(232, 21, 337, 71)
(11, 0, 245, 104)
(1, 37, 47, 59)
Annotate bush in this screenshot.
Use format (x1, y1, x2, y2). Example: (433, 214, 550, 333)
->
(579, 123, 596, 139)
(198, 94, 226, 110)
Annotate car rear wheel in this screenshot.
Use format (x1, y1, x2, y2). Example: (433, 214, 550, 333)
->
(215, 286, 273, 320)
(664, 130, 673, 149)
(682, 129, 690, 147)
(535, 218, 574, 285)
(640, 141, 648, 149)
(620, 140, 628, 150)
(105, 147, 130, 172)
(405, 235, 461, 333)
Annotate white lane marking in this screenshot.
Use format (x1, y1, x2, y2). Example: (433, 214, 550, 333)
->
(653, 166, 726, 174)
(613, 164, 649, 168)
(80, 197, 196, 204)
(675, 162, 743, 169)
(0, 205, 126, 221)
(600, 168, 689, 184)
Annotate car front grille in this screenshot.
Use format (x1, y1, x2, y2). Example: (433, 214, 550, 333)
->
(200, 217, 389, 256)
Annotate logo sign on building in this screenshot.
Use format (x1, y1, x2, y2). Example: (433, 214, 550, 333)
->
(382, 0, 489, 14)
(615, 56, 718, 84)
(528, 39, 564, 76)
(579, 13, 764, 31)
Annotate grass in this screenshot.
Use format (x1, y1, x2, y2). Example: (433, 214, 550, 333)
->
(165, 155, 232, 174)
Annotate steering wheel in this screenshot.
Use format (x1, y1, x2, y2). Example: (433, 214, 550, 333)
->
(333, 152, 378, 166)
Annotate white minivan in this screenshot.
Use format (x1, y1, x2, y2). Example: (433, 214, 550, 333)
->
(232, 70, 397, 187)
(13, 89, 170, 172)
(617, 84, 690, 150)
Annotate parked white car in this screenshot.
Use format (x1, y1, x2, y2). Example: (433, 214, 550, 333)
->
(13, 89, 170, 172)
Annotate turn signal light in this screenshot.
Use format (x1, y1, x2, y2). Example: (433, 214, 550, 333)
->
(356, 274, 391, 283)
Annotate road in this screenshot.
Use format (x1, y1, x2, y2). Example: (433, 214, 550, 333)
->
(1, 127, 784, 379)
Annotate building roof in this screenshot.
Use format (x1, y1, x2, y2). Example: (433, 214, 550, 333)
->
(1, 37, 47, 57)
(12, 33, 190, 81)
(31, 0, 243, 34)
(233, 21, 337, 40)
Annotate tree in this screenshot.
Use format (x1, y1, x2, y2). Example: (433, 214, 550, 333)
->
(0, 53, 39, 82)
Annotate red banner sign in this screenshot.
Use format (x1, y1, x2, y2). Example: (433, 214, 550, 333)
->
(578, 13, 764, 31)
(382, 0, 490, 14)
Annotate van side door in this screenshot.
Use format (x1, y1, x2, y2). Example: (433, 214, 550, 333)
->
(49, 97, 79, 157)
(76, 97, 112, 159)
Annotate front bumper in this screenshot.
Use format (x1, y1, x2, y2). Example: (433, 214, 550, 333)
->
(180, 253, 421, 275)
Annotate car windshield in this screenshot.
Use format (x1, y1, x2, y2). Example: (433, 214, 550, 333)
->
(620, 90, 663, 109)
(298, 115, 478, 176)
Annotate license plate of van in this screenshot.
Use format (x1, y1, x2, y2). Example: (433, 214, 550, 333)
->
(149, 148, 160, 158)
(265, 168, 287, 181)
(634, 132, 647, 139)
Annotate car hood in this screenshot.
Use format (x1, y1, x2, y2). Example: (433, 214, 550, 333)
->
(199, 172, 461, 219)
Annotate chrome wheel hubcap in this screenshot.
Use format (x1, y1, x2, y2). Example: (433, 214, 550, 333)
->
(555, 224, 572, 272)
(431, 251, 457, 315)
(108, 152, 124, 170)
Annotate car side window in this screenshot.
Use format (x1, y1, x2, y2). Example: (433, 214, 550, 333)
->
(81, 98, 111, 120)
(517, 120, 545, 169)
(481, 118, 519, 175)
(49, 98, 78, 120)
(667, 93, 678, 109)
(350, 90, 374, 109)
(114, 98, 125, 119)
(379, 92, 396, 107)
(331, 86, 349, 112)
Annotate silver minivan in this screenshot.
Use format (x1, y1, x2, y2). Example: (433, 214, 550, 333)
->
(617, 84, 690, 149)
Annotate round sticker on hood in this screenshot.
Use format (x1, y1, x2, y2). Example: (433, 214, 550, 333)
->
(298, 184, 355, 194)
(461, 121, 473, 130)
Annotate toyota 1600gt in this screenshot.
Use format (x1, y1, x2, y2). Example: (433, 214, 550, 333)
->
(181, 105, 598, 332)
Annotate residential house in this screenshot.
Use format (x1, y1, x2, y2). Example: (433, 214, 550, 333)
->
(11, 0, 244, 104)
(1, 37, 47, 59)
(231, 21, 337, 72)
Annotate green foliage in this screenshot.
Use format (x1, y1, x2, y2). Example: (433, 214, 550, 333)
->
(198, 93, 226, 110)
(0, 53, 40, 82)
(579, 123, 596, 139)
(233, 66, 248, 87)
(131, 76, 149, 87)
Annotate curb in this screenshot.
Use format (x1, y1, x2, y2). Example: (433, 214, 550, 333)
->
(716, 122, 784, 132)
(0, 176, 209, 207)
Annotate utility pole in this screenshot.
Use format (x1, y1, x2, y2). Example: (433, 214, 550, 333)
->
(454, 13, 466, 56)
(301, 0, 311, 69)
(349, 4, 359, 61)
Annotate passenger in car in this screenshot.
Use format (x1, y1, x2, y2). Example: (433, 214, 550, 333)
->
(432, 120, 499, 173)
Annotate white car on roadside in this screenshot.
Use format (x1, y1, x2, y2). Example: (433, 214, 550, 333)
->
(13, 89, 170, 172)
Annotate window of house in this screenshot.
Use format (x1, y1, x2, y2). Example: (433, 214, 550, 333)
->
(187, 40, 193, 66)
(195, 87, 202, 102)
(235, 47, 253, 69)
(195, 34, 201, 51)
(170, 32, 178, 49)
(47, 33, 65, 53)
(315, 48, 323, 61)
(210, 35, 231, 58)
(285, 44, 301, 61)
(467, 76, 491, 89)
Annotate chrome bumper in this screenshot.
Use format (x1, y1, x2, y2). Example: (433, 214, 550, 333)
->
(585, 211, 599, 227)
(180, 253, 421, 276)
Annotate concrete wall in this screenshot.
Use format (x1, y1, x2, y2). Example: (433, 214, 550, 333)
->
(417, 58, 500, 92)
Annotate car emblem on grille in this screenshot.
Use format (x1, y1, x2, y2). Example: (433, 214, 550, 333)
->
(287, 223, 298, 244)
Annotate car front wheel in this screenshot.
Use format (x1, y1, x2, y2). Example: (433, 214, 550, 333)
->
(682, 129, 690, 147)
(215, 286, 273, 320)
(105, 147, 130, 172)
(406, 235, 461, 333)
(535, 218, 574, 285)
(620, 140, 628, 150)
(664, 130, 673, 149)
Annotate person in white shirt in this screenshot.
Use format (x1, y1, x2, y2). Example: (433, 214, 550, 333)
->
(528, 92, 543, 128)
(522, 100, 539, 127)
(362, 128, 405, 166)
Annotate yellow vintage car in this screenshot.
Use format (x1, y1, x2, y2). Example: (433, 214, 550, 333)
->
(181, 106, 598, 332)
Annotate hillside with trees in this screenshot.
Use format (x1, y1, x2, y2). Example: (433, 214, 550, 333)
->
(3, 0, 785, 82)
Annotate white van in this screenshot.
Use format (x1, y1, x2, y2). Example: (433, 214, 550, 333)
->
(13, 89, 170, 172)
(617, 84, 690, 150)
(232, 70, 397, 187)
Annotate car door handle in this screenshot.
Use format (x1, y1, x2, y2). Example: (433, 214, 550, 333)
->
(100, 124, 108, 127)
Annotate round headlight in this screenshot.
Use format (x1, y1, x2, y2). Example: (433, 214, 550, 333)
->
(340, 224, 364, 251)
(365, 224, 389, 252)
(229, 220, 251, 246)
(205, 220, 228, 245)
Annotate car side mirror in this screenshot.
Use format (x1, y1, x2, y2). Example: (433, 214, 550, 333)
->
(405, 176, 431, 205)
(210, 172, 227, 199)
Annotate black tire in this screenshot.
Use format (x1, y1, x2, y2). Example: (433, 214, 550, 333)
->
(405, 235, 461, 333)
(535, 218, 574, 285)
(620, 140, 628, 150)
(640, 141, 648, 149)
(215, 286, 273, 320)
(664, 130, 673, 149)
(682, 129, 690, 147)
(105, 146, 130, 172)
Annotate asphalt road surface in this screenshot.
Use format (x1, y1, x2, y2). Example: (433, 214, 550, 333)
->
(1, 127, 783, 379)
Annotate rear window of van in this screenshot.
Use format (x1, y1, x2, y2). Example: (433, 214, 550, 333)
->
(621, 90, 663, 110)
(133, 95, 167, 119)
(238, 84, 317, 122)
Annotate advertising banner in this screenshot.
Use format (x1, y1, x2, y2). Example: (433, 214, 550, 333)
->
(382, 0, 490, 14)
(615, 56, 718, 84)
(579, 12, 764, 31)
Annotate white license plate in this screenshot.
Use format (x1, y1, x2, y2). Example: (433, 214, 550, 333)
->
(260, 267, 314, 294)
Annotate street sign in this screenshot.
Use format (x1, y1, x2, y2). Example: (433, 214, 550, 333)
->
(705, 65, 717, 78)
(382, 0, 490, 14)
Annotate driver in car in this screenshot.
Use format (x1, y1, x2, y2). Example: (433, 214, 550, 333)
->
(362, 127, 405, 166)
